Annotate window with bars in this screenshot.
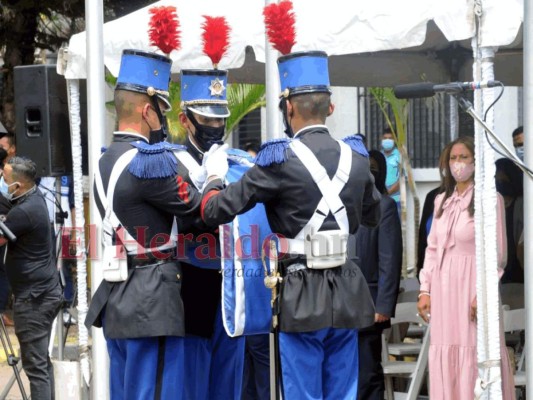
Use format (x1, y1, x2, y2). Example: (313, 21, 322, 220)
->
(363, 89, 474, 168)
(232, 108, 262, 151)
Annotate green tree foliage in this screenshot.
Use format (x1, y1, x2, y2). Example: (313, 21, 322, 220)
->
(0, 0, 158, 133)
(369, 87, 420, 277)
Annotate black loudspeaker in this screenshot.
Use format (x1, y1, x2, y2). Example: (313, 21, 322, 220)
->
(14, 65, 87, 177)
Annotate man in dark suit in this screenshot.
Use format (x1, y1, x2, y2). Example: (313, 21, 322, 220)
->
(354, 149, 403, 400)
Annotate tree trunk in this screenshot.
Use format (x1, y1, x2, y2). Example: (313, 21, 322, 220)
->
(0, 7, 39, 134)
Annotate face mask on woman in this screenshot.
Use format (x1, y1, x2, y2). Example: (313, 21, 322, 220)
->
(450, 161, 475, 183)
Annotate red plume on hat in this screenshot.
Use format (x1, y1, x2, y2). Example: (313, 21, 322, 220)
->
(263, 0, 296, 55)
(148, 6, 181, 55)
(201, 16, 231, 69)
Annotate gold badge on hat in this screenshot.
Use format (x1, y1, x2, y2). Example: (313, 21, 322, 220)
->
(209, 78, 225, 97)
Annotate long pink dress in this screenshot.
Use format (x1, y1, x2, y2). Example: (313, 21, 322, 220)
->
(419, 184, 515, 400)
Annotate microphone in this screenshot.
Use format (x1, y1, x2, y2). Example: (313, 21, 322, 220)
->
(393, 80, 502, 99)
(0, 215, 16, 242)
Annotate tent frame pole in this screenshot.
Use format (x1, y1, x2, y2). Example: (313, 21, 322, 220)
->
(85, 0, 109, 399)
(523, 0, 533, 393)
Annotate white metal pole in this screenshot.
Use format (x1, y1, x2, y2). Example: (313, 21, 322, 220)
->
(264, 0, 282, 141)
(85, 0, 109, 399)
(523, 0, 533, 392)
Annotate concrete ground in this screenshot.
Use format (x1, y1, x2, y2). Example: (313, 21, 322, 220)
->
(0, 311, 80, 400)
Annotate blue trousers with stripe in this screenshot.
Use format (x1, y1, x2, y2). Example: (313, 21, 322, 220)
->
(183, 308, 246, 400)
(280, 328, 359, 400)
(107, 336, 184, 400)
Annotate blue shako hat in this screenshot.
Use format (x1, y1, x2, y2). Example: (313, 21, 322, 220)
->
(277, 51, 331, 98)
(180, 69, 230, 118)
(116, 49, 172, 111)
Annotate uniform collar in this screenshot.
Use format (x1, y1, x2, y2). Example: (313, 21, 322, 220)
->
(185, 135, 204, 164)
(293, 124, 329, 138)
(113, 131, 149, 143)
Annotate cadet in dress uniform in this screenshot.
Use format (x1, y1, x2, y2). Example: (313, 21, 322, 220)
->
(85, 50, 203, 400)
(200, 51, 381, 399)
(173, 68, 245, 400)
(174, 67, 271, 400)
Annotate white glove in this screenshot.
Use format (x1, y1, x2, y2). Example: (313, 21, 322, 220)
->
(204, 143, 229, 182)
(189, 160, 207, 190)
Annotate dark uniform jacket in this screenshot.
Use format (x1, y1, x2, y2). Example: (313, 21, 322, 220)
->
(202, 126, 381, 332)
(352, 195, 402, 330)
(85, 133, 203, 339)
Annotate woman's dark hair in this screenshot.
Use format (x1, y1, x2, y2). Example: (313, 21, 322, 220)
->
(495, 157, 523, 197)
(436, 136, 475, 218)
(368, 150, 387, 194)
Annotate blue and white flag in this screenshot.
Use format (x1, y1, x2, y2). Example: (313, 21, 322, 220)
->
(219, 151, 273, 337)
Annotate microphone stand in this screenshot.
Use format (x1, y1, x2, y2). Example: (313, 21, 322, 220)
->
(454, 94, 533, 180)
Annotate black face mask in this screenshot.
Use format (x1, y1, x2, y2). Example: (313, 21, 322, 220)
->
(187, 110, 225, 152)
(279, 99, 294, 138)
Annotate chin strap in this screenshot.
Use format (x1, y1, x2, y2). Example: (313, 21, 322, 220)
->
(149, 96, 169, 142)
(280, 98, 294, 138)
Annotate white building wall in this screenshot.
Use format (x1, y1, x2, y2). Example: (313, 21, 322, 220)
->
(328, 87, 361, 140)
(493, 86, 522, 156)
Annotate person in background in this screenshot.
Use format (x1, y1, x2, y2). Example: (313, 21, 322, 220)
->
(355, 150, 402, 400)
(496, 158, 524, 283)
(0, 132, 16, 325)
(0, 157, 63, 400)
(0, 146, 13, 326)
(0, 132, 17, 164)
(381, 127, 401, 211)
(416, 143, 450, 276)
(512, 126, 524, 162)
(417, 136, 515, 399)
(243, 141, 261, 158)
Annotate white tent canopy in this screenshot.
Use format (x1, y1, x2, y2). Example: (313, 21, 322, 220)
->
(65, 1, 527, 399)
(66, 0, 523, 86)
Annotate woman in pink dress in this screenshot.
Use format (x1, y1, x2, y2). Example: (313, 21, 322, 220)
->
(417, 136, 515, 399)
